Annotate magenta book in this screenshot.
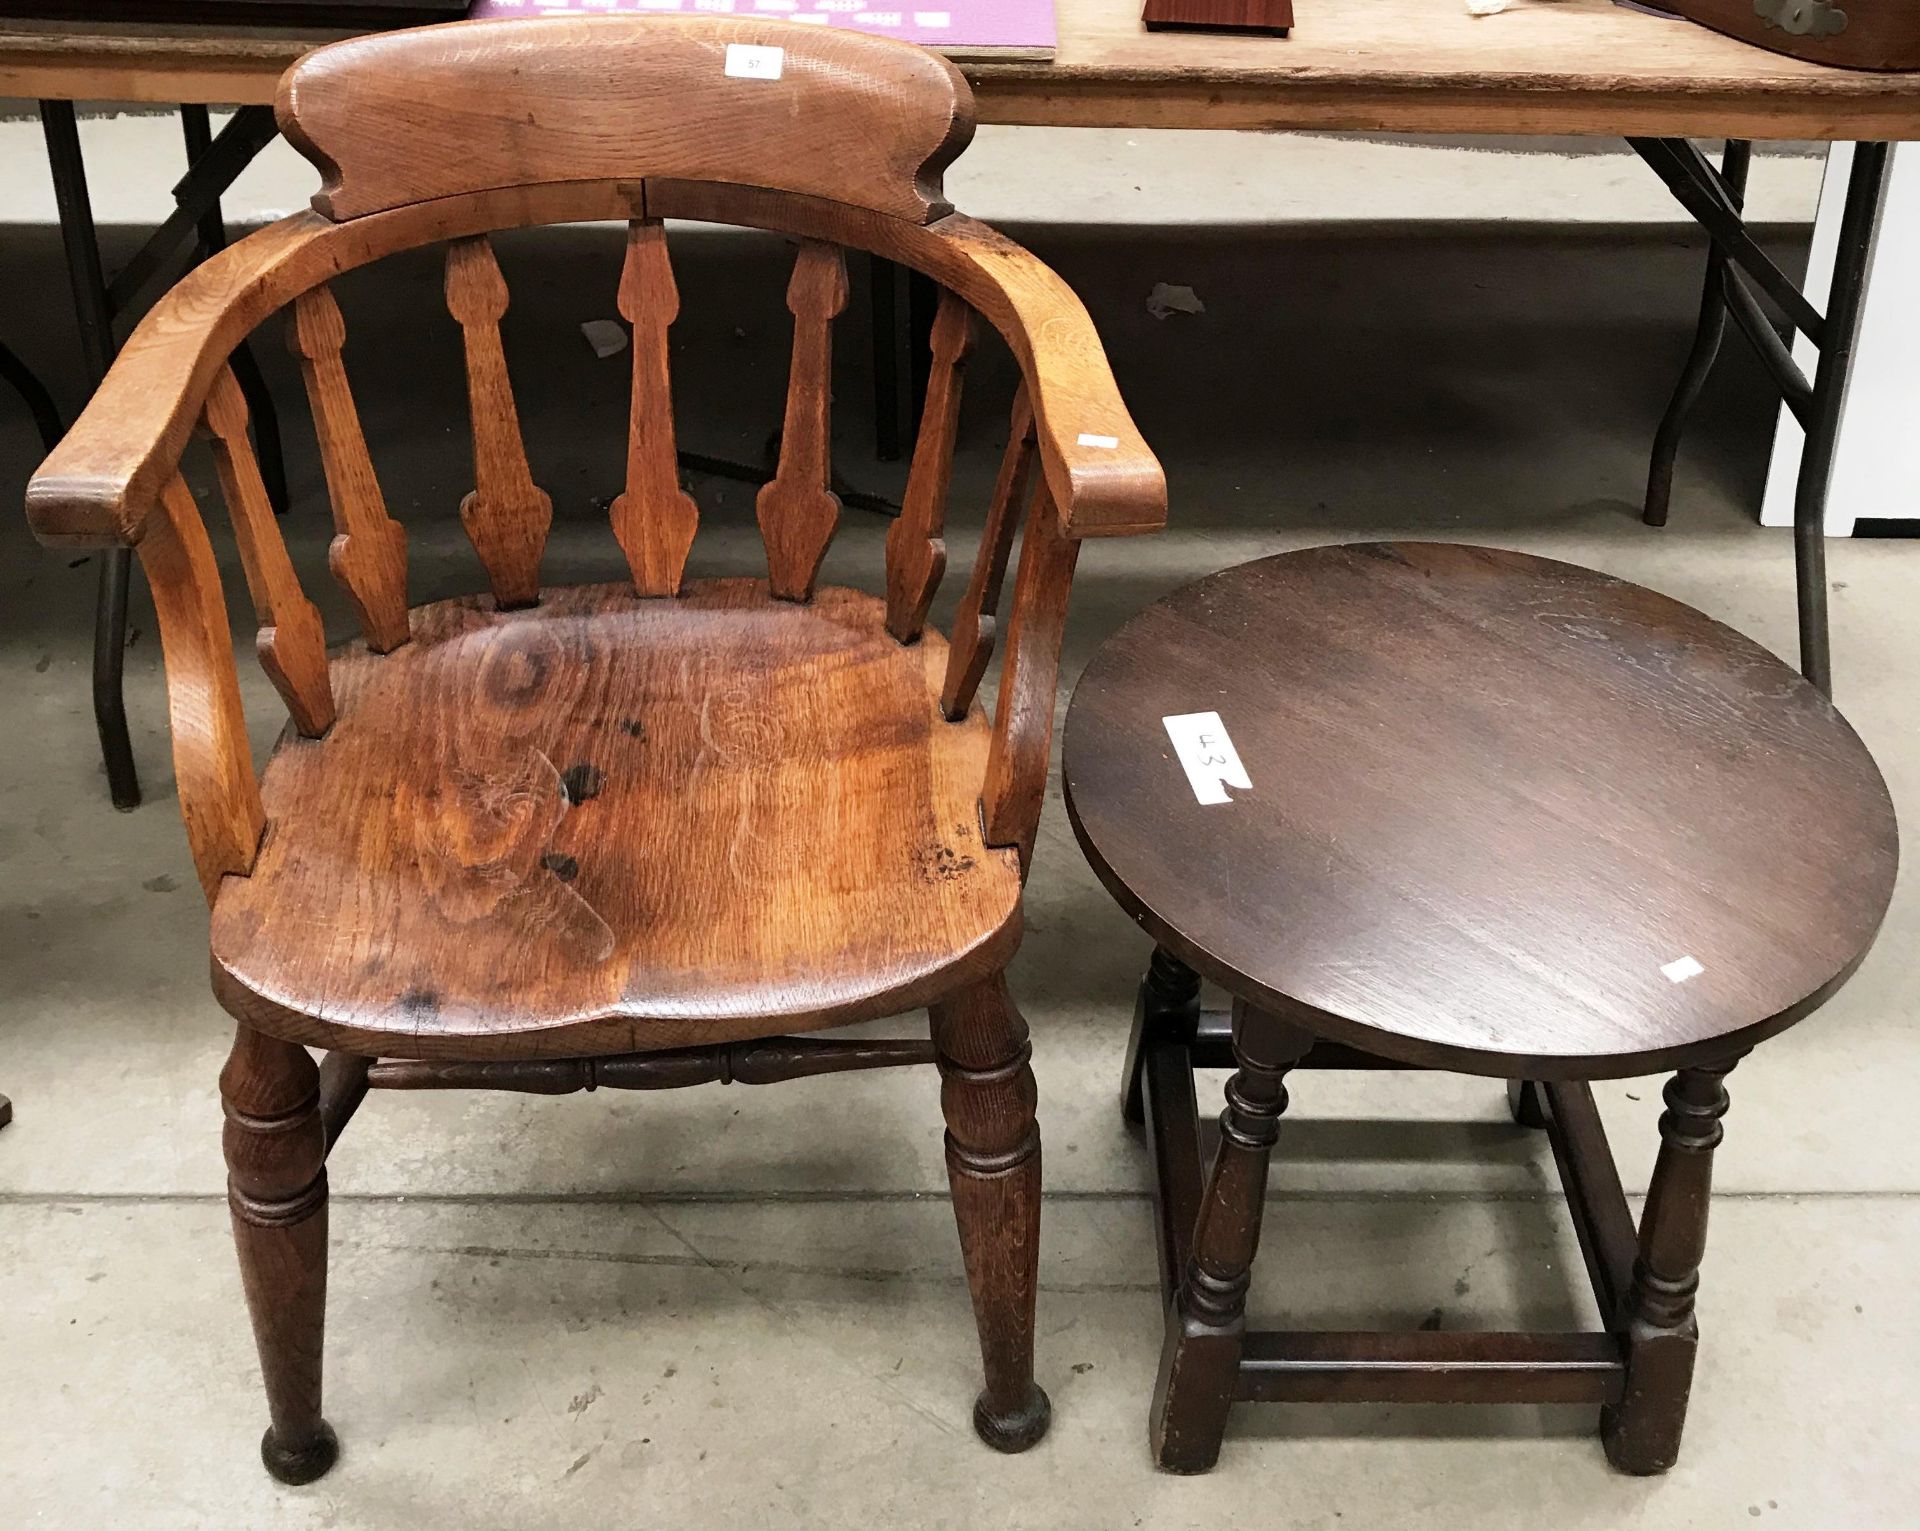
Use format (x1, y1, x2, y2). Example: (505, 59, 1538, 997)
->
(466, 0, 1056, 60)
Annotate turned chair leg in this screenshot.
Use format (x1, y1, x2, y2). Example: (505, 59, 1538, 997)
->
(1121, 946, 1201, 1126)
(221, 1026, 339, 1485)
(1151, 1001, 1314, 1473)
(930, 972, 1051, 1452)
(1602, 1059, 1739, 1475)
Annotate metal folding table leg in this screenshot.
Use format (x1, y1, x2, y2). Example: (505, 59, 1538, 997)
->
(1634, 138, 1892, 697)
(40, 99, 139, 810)
(1789, 142, 1889, 698)
(0, 340, 62, 449)
(1644, 141, 1751, 528)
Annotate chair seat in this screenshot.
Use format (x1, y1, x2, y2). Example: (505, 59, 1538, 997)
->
(211, 579, 1023, 1058)
(1062, 542, 1899, 1079)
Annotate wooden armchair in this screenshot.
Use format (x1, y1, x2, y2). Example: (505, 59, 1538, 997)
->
(26, 17, 1164, 1484)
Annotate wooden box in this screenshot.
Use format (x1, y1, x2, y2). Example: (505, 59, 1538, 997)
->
(1668, 0, 1920, 71)
(1143, 0, 1293, 37)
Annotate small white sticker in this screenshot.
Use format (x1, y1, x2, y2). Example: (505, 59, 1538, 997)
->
(914, 9, 951, 23)
(1163, 712, 1251, 807)
(724, 42, 785, 79)
(1661, 955, 1705, 985)
(1077, 433, 1120, 449)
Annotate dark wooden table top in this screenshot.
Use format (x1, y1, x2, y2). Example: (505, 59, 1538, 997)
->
(1063, 542, 1899, 1079)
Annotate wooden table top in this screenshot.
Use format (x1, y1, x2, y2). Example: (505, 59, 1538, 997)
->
(1, 1, 1917, 140)
(1061, 543, 1898, 1079)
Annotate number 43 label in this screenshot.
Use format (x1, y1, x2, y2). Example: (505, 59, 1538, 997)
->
(1162, 711, 1251, 805)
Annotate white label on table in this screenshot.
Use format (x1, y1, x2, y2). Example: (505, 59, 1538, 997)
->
(914, 10, 952, 24)
(1661, 955, 1705, 984)
(1163, 712, 1251, 806)
(1077, 432, 1120, 449)
(724, 43, 785, 80)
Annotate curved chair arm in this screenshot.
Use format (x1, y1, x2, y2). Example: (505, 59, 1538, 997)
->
(927, 214, 1166, 540)
(27, 212, 336, 549)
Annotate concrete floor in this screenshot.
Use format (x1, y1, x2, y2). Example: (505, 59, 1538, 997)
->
(3, 139, 1919, 1527)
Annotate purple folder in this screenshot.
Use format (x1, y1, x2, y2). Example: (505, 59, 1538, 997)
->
(467, 0, 1057, 60)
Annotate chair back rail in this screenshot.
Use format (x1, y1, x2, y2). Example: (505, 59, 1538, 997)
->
(756, 240, 848, 601)
(981, 482, 1080, 873)
(277, 16, 972, 224)
(612, 218, 700, 596)
(288, 284, 411, 650)
(444, 234, 552, 607)
(24, 19, 1166, 907)
(201, 366, 336, 738)
(885, 289, 974, 643)
(942, 385, 1035, 721)
(144, 473, 266, 900)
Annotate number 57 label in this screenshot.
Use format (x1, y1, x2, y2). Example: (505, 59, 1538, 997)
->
(1162, 711, 1251, 806)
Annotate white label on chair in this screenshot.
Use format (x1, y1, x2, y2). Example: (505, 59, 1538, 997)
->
(724, 43, 785, 79)
(1661, 955, 1705, 984)
(1163, 712, 1251, 806)
(1077, 433, 1120, 449)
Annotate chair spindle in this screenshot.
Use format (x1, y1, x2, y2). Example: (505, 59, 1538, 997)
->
(445, 235, 552, 608)
(611, 219, 700, 596)
(981, 481, 1079, 876)
(885, 290, 975, 643)
(941, 384, 1034, 720)
(757, 241, 848, 601)
(139, 473, 265, 901)
(288, 286, 411, 652)
(202, 366, 335, 738)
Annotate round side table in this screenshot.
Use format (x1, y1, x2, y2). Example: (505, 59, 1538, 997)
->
(1062, 542, 1897, 1475)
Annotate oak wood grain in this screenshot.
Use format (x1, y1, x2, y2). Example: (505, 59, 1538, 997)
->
(140, 474, 265, 903)
(755, 241, 848, 601)
(942, 385, 1035, 721)
(202, 365, 335, 738)
(444, 234, 550, 608)
(210, 581, 1024, 1059)
(886, 289, 975, 642)
(277, 16, 972, 222)
(610, 219, 699, 598)
(1063, 542, 1899, 1078)
(288, 285, 410, 651)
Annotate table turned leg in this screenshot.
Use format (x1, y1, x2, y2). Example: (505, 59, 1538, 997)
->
(931, 972, 1051, 1452)
(222, 1026, 338, 1485)
(1602, 1059, 1738, 1475)
(1151, 1001, 1313, 1472)
(1122, 947, 1201, 1126)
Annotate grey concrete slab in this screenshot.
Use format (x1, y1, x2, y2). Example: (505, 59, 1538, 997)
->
(3, 1195, 1915, 1528)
